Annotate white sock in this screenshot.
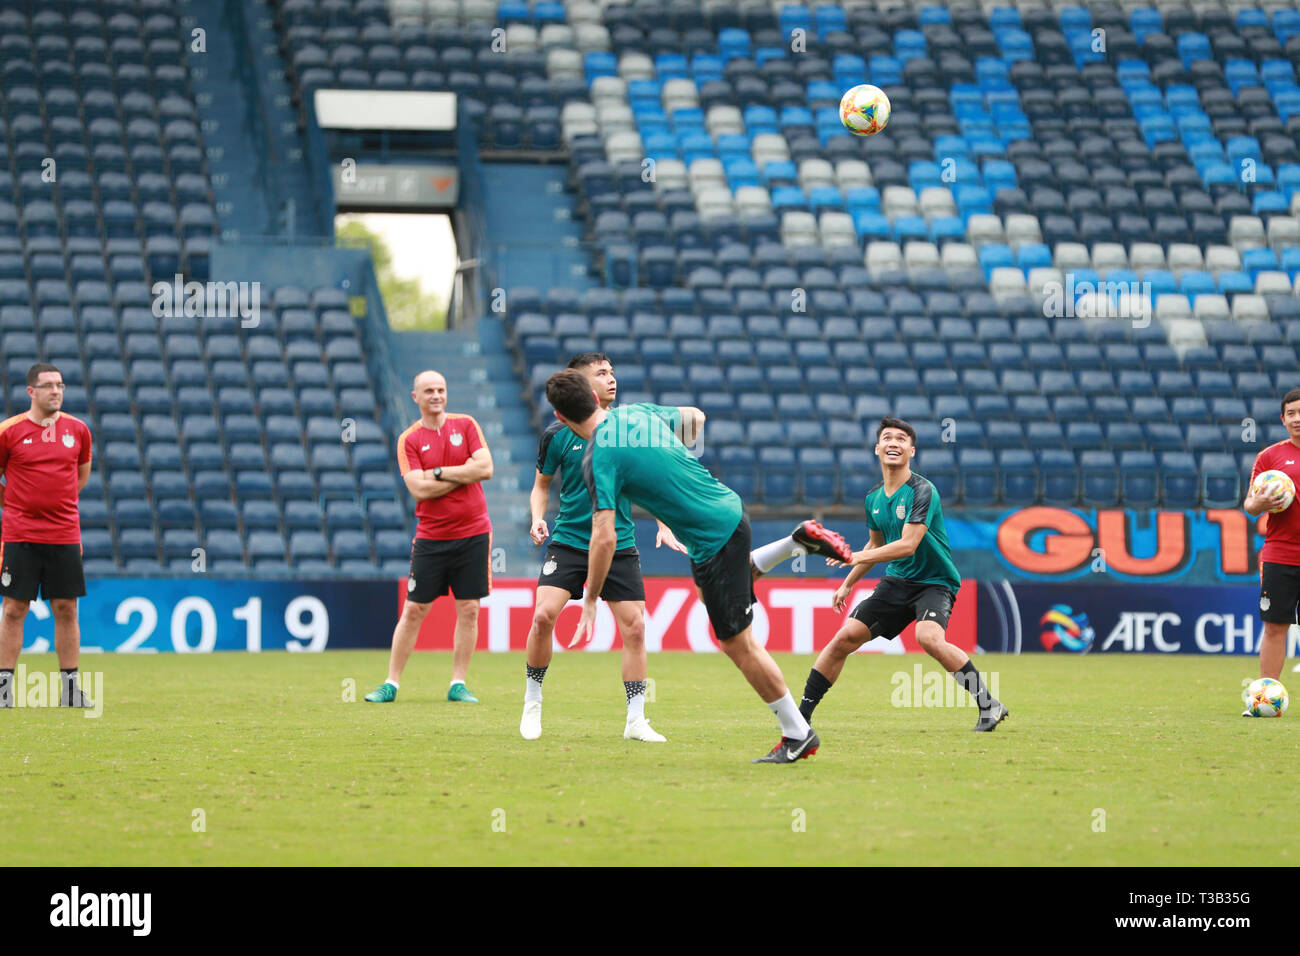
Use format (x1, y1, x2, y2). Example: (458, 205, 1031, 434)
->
(525, 678, 543, 703)
(450, 679, 464, 687)
(750, 535, 802, 573)
(767, 691, 811, 739)
(627, 692, 646, 720)
(386, 680, 399, 690)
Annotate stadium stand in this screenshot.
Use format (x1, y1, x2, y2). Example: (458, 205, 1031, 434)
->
(467, 0, 1300, 509)
(7, 0, 1300, 579)
(0, 0, 411, 575)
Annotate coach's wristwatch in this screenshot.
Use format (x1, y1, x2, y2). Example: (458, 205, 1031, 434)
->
(433, 467, 444, 481)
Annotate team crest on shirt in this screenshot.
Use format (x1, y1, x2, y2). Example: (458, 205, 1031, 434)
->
(543, 557, 557, 576)
(61, 434, 74, 448)
(896, 503, 905, 520)
(450, 433, 463, 446)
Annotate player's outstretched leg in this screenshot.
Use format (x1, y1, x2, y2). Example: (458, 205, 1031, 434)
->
(611, 600, 665, 742)
(521, 586, 569, 739)
(914, 621, 1007, 731)
(799, 619, 873, 720)
(750, 520, 852, 579)
(714, 627, 818, 763)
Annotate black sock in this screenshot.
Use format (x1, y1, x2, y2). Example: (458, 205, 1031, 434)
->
(800, 668, 833, 720)
(526, 664, 547, 684)
(623, 680, 646, 703)
(0, 669, 10, 704)
(955, 661, 992, 709)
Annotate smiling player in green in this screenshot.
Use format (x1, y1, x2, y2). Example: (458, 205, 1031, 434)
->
(802, 417, 1009, 732)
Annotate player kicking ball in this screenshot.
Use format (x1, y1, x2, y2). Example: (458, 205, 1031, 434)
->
(523, 354, 847, 743)
(800, 418, 1008, 732)
(546, 369, 852, 763)
(523, 352, 695, 743)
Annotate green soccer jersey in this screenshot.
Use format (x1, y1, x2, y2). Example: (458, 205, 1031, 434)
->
(538, 404, 680, 552)
(583, 403, 743, 563)
(864, 472, 962, 594)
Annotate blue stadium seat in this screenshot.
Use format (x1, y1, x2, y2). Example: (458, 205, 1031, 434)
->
(1160, 453, 1199, 507)
(1081, 450, 1119, 506)
(198, 499, 238, 530)
(719, 446, 757, 499)
(999, 449, 1038, 504)
(758, 447, 797, 506)
(1201, 453, 1241, 509)
(955, 448, 993, 505)
(1039, 450, 1079, 506)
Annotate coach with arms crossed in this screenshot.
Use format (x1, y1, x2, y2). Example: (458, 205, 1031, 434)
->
(0, 363, 94, 709)
(366, 370, 494, 705)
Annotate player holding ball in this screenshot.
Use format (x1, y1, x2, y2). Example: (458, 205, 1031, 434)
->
(1243, 388, 1300, 694)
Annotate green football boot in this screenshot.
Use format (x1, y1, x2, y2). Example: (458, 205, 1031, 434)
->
(364, 681, 398, 703)
(447, 681, 478, 703)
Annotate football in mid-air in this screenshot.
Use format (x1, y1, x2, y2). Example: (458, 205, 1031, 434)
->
(1252, 469, 1296, 513)
(839, 84, 891, 136)
(1244, 677, 1289, 717)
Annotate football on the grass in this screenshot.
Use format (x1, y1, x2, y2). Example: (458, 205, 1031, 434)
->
(1244, 677, 1289, 718)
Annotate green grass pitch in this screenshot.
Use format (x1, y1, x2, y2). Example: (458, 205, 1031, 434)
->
(2, 651, 1296, 866)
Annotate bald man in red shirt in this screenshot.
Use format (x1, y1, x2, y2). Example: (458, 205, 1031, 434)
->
(0, 363, 94, 709)
(365, 370, 493, 705)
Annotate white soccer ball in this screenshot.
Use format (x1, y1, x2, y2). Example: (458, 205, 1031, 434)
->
(1244, 677, 1289, 717)
(839, 84, 891, 137)
(1252, 470, 1295, 513)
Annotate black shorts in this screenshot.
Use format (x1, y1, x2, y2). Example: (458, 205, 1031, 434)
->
(538, 542, 645, 602)
(1259, 561, 1300, 625)
(690, 514, 755, 641)
(408, 533, 491, 603)
(849, 577, 957, 640)
(0, 542, 87, 601)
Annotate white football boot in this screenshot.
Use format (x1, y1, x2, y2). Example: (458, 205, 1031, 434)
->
(623, 714, 666, 742)
(520, 700, 543, 740)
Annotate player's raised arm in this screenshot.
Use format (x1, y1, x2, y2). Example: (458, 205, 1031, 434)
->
(849, 521, 927, 565)
(676, 406, 706, 447)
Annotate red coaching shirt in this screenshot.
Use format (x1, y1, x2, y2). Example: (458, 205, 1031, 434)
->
(1251, 439, 1300, 566)
(397, 413, 491, 541)
(0, 412, 93, 545)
